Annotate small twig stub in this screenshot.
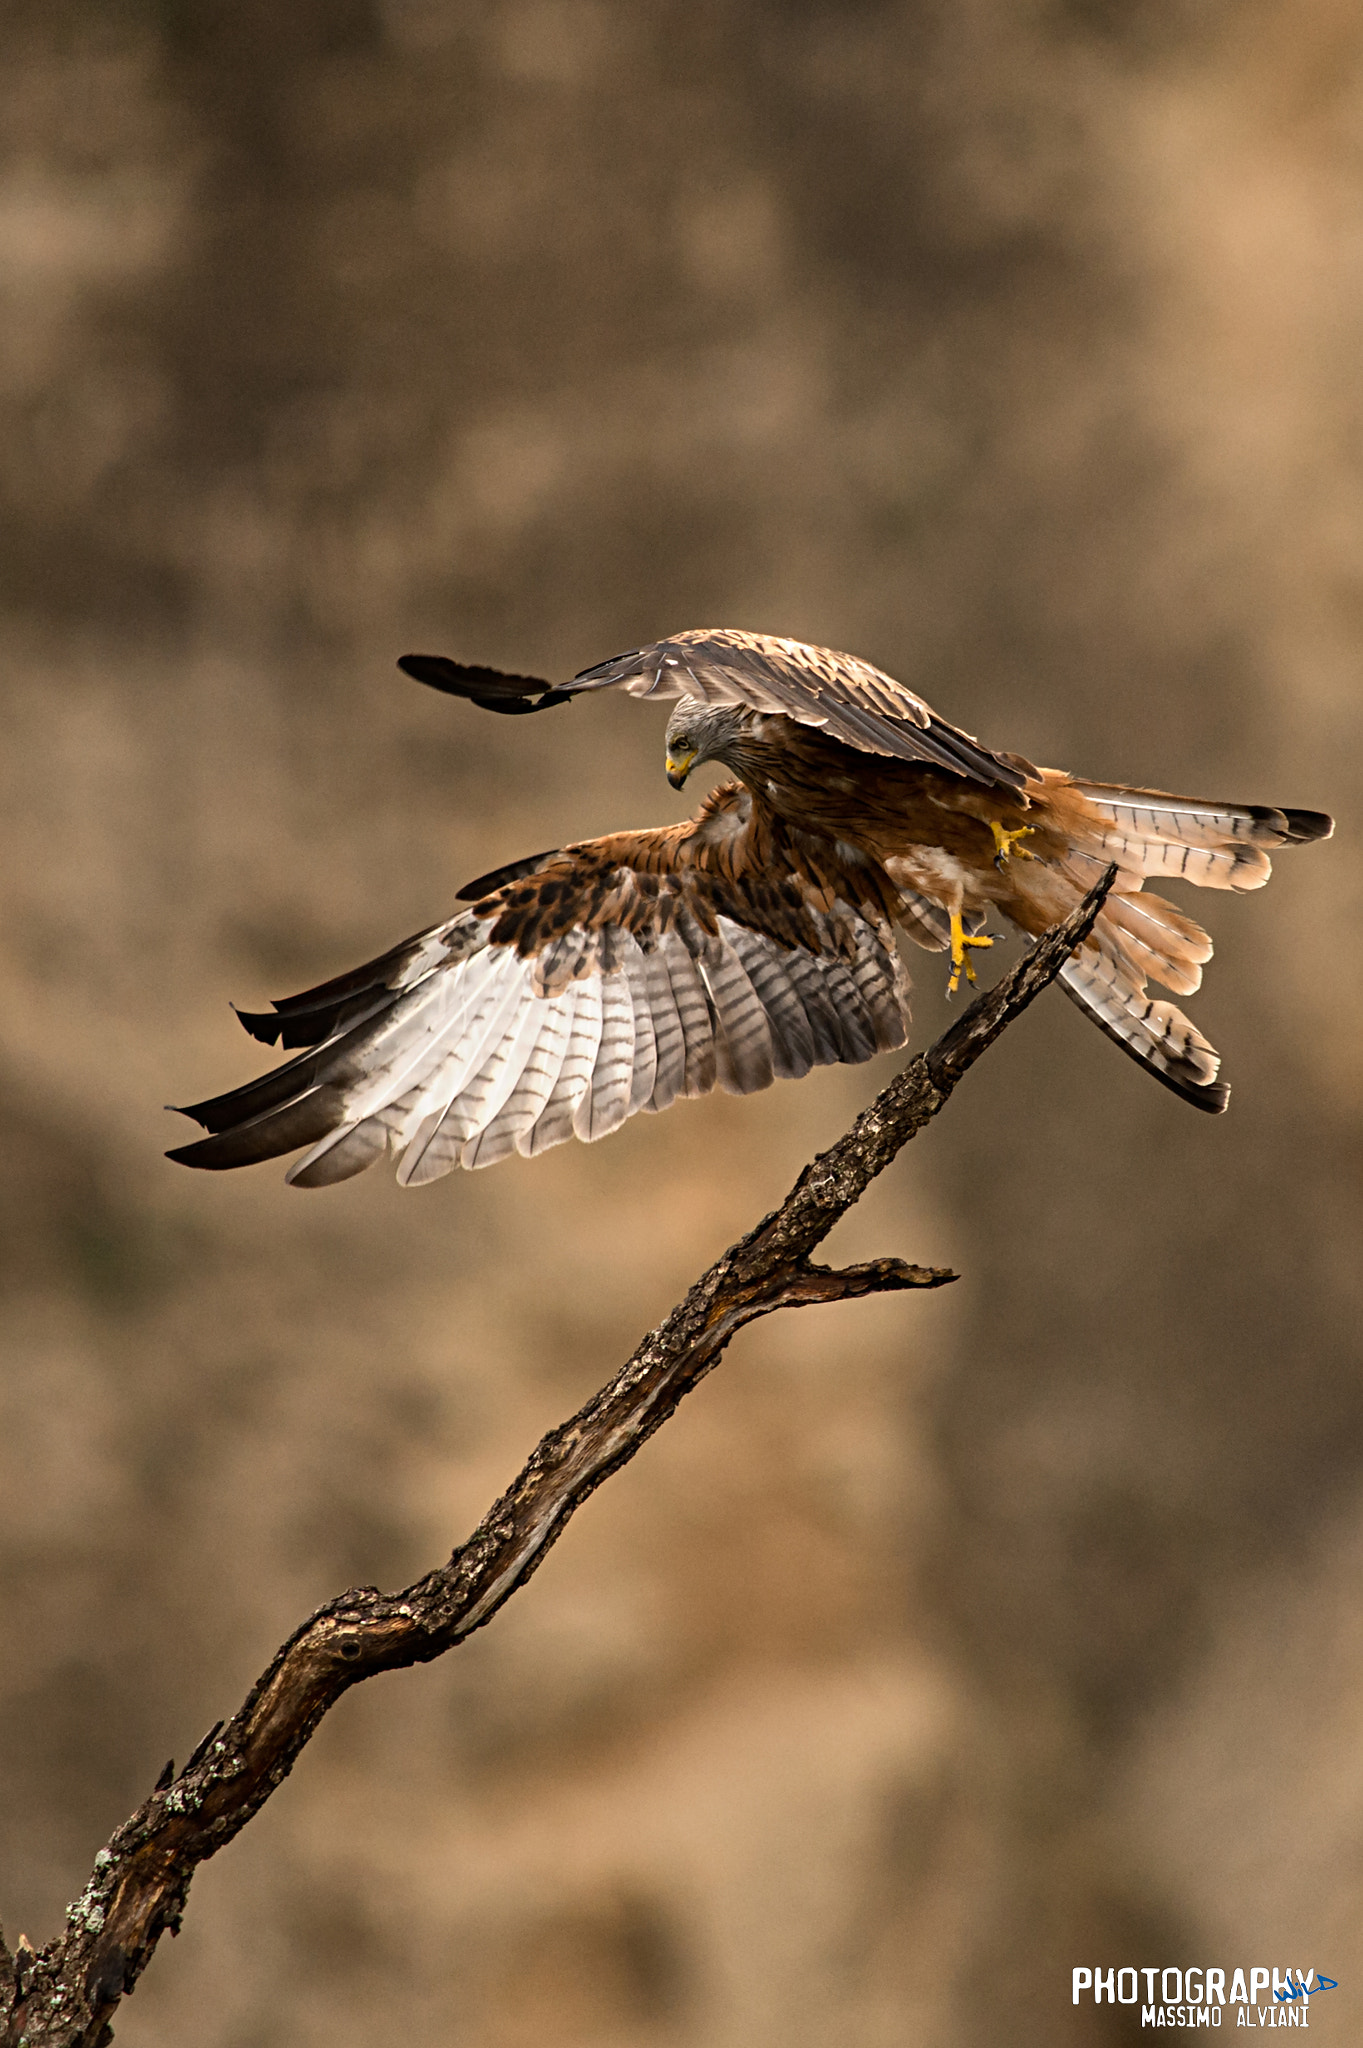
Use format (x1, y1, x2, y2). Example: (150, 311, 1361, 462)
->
(0, 872, 1113, 2048)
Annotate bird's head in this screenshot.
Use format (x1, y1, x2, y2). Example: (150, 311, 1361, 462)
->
(664, 697, 755, 789)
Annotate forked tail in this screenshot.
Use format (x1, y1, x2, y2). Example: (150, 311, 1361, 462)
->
(1053, 784, 1332, 1111)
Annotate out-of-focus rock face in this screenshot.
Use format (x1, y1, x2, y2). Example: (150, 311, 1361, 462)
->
(0, 2, 1357, 2042)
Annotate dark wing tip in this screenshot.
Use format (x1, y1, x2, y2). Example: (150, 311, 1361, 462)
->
(398, 652, 541, 694)
(1280, 808, 1334, 844)
(232, 1004, 286, 1046)
(165, 1137, 224, 1167)
(398, 653, 572, 714)
(165, 1076, 353, 1169)
(166, 1098, 214, 1131)
(165, 1133, 283, 1170)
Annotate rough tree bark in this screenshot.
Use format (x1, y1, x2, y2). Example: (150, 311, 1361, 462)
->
(0, 871, 1114, 2048)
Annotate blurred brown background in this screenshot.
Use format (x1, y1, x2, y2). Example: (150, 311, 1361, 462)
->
(0, 1, 1358, 2042)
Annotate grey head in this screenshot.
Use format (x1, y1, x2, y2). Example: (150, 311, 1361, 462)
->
(664, 695, 758, 790)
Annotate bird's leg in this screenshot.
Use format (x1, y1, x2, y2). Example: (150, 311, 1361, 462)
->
(946, 910, 993, 996)
(990, 821, 1036, 870)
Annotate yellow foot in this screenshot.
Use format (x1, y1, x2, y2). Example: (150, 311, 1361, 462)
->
(990, 820, 1036, 870)
(946, 910, 994, 996)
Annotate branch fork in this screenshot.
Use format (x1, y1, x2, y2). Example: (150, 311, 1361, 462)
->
(0, 871, 1114, 2048)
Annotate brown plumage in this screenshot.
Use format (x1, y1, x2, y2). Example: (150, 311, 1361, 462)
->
(168, 629, 1333, 1184)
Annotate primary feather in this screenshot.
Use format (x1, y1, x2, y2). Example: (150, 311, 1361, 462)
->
(169, 787, 913, 1181)
(169, 632, 1333, 1180)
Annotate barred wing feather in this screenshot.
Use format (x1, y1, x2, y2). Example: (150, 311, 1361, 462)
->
(168, 854, 912, 1186)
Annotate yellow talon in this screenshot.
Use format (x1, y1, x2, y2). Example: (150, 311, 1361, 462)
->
(990, 821, 1036, 868)
(947, 910, 994, 996)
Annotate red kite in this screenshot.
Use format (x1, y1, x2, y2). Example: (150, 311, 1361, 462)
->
(168, 630, 1332, 1185)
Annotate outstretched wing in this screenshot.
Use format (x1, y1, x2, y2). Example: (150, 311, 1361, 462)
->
(400, 627, 1031, 789)
(167, 793, 911, 1187)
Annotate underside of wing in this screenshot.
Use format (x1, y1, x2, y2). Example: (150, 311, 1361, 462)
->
(167, 812, 912, 1187)
(399, 627, 1031, 790)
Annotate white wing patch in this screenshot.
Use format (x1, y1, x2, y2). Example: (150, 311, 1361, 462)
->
(273, 904, 910, 1186)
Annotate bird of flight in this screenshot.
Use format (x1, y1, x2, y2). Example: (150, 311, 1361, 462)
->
(168, 629, 1333, 1186)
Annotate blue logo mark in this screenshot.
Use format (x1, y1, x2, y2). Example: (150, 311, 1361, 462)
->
(1274, 1974, 1337, 2002)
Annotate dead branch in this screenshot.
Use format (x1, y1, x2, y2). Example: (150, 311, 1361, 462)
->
(0, 870, 1114, 2048)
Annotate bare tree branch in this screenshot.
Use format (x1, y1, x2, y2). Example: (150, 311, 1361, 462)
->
(0, 870, 1114, 2048)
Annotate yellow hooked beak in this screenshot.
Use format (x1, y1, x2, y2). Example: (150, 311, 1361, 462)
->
(665, 747, 696, 790)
